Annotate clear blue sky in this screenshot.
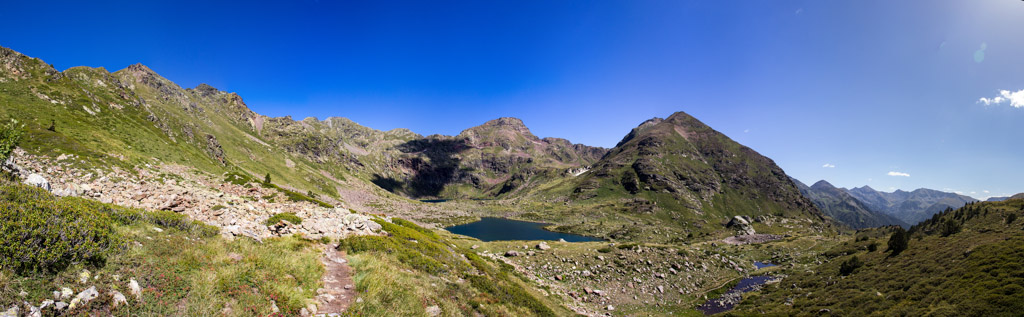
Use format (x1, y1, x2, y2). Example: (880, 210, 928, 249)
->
(2, 1, 1023, 199)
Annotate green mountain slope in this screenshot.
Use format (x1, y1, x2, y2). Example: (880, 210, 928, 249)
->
(543, 112, 825, 227)
(794, 179, 909, 229)
(733, 197, 1024, 316)
(0, 46, 354, 203)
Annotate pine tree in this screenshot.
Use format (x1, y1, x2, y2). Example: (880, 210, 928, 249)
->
(888, 227, 909, 256)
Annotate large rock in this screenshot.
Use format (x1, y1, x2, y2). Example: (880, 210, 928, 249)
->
(726, 216, 756, 235)
(68, 286, 98, 309)
(24, 173, 50, 192)
(129, 279, 142, 299)
(0, 305, 17, 317)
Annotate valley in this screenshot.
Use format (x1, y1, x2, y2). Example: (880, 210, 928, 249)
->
(1, 43, 1021, 317)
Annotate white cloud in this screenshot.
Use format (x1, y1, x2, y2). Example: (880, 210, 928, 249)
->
(887, 171, 910, 177)
(822, 163, 835, 168)
(978, 89, 1024, 108)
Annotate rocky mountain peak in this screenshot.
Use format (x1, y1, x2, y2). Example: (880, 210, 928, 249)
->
(123, 63, 155, 75)
(479, 117, 531, 132)
(192, 83, 221, 97)
(811, 180, 836, 190)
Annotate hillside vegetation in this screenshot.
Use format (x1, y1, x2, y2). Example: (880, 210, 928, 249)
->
(733, 198, 1024, 316)
(0, 177, 324, 316)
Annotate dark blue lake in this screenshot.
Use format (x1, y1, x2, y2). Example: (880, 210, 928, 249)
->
(445, 217, 603, 242)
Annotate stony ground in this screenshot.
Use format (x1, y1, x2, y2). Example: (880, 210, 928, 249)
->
(7, 149, 384, 241)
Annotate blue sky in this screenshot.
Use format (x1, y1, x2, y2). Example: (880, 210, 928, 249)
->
(2, 1, 1023, 199)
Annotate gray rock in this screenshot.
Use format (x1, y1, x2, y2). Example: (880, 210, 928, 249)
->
(536, 242, 551, 250)
(504, 251, 521, 257)
(68, 286, 98, 309)
(129, 278, 142, 299)
(726, 216, 756, 235)
(111, 290, 127, 308)
(426, 305, 441, 316)
(60, 287, 73, 299)
(0, 305, 17, 317)
(25, 173, 50, 192)
(54, 302, 68, 310)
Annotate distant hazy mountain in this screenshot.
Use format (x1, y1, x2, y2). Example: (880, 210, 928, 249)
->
(987, 196, 1010, 202)
(793, 179, 909, 229)
(846, 186, 977, 225)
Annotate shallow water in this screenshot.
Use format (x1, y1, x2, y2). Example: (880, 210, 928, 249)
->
(697, 275, 779, 315)
(754, 261, 777, 269)
(445, 217, 603, 242)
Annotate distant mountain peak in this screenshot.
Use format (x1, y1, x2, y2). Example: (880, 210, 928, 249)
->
(811, 180, 835, 189)
(123, 63, 156, 74)
(459, 117, 534, 139)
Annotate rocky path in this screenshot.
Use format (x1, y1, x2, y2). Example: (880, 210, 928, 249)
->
(314, 245, 357, 316)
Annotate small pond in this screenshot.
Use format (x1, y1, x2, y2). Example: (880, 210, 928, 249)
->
(697, 275, 780, 315)
(753, 261, 776, 269)
(445, 217, 603, 242)
(419, 199, 451, 203)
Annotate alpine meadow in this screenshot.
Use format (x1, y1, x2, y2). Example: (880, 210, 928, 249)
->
(1, 1, 1023, 316)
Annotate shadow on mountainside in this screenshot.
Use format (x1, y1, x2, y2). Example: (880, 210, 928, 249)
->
(372, 137, 469, 198)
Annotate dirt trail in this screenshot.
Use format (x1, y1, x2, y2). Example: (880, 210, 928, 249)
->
(315, 245, 357, 315)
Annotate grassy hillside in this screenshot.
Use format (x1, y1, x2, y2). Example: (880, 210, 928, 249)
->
(0, 177, 324, 316)
(338, 218, 574, 316)
(531, 112, 830, 238)
(732, 198, 1024, 316)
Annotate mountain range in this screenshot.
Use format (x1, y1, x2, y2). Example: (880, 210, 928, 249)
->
(846, 185, 977, 225)
(0, 45, 829, 239)
(793, 179, 909, 228)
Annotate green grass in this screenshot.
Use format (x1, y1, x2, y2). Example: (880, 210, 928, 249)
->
(339, 218, 570, 316)
(265, 212, 303, 226)
(733, 199, 1024, 316)
(0, 179, 323, 316)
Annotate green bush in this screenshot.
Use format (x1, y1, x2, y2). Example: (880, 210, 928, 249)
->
(265, 212, 303, 226)
(839, 256, 863, 275)
(888, 227, 909, 256)
(1007, 214, 1017, 225)
(62, 196, 218, 237)
(0, 119, 23, 163)
(0, 185, 117, 273)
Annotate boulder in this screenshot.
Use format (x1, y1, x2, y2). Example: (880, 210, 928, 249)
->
(111, 291, 127, 308)
(536, 242, 551, 250)
(426, 305, 441, 316)
(129, 279, 142, 299)
(68, 286, 98, 309)
(726, 216, 756, 235)
(25, 173, 50, 192)
(504, 251, 521, 257)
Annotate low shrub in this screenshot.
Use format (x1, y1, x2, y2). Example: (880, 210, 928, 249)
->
(63, 196, 219, 237)
(0, 185, 117, 273)
(839, 255, 863, 276)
